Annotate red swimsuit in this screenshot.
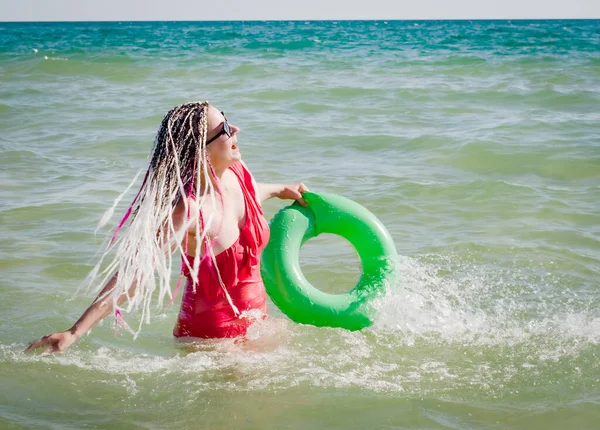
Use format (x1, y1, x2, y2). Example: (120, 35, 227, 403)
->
(173, 161, 270, 339)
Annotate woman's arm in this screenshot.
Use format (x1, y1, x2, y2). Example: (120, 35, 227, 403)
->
(257, 182, 309, 206)
(24, 274, 134, 353)
(25, 199, 191, 353)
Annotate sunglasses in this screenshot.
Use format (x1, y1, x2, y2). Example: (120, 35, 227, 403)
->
(206, 112, 231, 145)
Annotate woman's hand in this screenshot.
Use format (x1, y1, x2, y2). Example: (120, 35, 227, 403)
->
(276, 183, 309, 207)
(258, 182, 310, 206)
(25, 330, 79, 353)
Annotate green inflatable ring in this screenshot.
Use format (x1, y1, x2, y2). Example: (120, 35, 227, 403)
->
(261, 192, 397, 330)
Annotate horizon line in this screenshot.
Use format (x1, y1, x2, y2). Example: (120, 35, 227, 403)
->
(2, 17, 600, 24)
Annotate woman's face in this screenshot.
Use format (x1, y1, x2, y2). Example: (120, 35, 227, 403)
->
(205, 105, 241, 170)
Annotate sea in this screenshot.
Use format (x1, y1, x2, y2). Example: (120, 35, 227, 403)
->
(1, 20, 599, 429)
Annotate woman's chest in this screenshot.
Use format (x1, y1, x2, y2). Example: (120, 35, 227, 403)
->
(198, 183, 247, 253)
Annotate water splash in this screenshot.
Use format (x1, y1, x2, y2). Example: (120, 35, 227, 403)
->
(375, 254, 600, 348)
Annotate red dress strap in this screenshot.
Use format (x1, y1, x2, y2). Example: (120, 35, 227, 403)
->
(227, 161, 268, 255)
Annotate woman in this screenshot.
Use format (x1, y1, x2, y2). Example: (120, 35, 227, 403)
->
(26, 101, 308, 353)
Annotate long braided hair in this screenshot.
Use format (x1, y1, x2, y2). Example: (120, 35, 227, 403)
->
(86, 101, 225, 336)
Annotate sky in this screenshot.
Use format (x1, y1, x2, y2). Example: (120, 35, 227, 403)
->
(1, 0, 599, 21)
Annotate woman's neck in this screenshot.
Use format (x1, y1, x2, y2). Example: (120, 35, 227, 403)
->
(211, 159, 237, 182)
(207, 161, 235, 194)
(212, 166, 227, 180)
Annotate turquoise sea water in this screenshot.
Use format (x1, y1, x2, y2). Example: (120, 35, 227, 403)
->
(1, 20, 599, 429)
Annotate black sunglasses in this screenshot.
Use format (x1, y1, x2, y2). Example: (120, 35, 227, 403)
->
(206, 112, 231, 145)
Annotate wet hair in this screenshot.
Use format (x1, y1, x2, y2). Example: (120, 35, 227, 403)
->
(85, 101, 237, 336)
